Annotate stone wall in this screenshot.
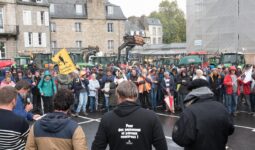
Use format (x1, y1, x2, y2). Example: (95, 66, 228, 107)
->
(51, 19, 125, 54)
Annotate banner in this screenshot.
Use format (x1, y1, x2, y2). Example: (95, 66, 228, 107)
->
(243, 67, 253, 83)
(52, 48, 76, 75)
(164, 95, 175, 113)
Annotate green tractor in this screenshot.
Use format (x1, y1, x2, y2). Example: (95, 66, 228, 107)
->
(33, 53, 54, 69)
(220, 52, 246, 68)
(14, 56, 31, 69)
(209, 56, 220, 69)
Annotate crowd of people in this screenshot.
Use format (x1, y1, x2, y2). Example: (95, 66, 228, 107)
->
(0, 62, 254, 149)
(0, 63, 255, 117)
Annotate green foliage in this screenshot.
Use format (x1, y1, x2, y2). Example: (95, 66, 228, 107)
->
(150, 0, 186, 43)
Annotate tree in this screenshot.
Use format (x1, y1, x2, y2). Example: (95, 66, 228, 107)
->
(150, 0, 186, 43)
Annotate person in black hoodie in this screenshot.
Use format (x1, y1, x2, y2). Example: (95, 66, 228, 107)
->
(177, 70, 191, 110)
(92, 81, 167, 150)
(172, 79, 234, 150)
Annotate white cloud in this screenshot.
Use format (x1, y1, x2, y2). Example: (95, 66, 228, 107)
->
(109, 0, 186, 17)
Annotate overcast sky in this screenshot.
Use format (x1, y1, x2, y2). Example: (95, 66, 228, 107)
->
(109, 0, 186, 17)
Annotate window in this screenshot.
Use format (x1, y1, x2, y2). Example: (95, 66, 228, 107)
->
(76, 4, 83, 15)
(76, 41, 82, 48)
(28, 32, 33, 46)
(0, 42, 5, 59)
(50, 4, 55, 13)
(75, 23, 81, 32)
(153, 27, 156, 36)
(40, 11, 44, 25)
(108, 40, 114, 50)
(158, 27, 161, 36)
(158, 37, 162, 44)
(51, 23, 56, 32)
(153, 38, 156, 44)
(0, 8, 3, 31)
(36, 0, 42, 3)
(24, 32, 33, 47)
(38, 33, 42, 45)
(51, 41, 57, 48)
(107, 6, 114, 15)
(107, 23, 113, 32)
(23, 11, 32, 25)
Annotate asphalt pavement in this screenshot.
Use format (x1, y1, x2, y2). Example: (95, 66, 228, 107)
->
(72, 110, 255, 150)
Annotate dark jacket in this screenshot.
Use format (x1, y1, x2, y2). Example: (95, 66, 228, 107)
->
(101, 75, 115, 88)
(172, 87, 234, 150)
(177, 75, 191, 95)
(208, 74, 223, 94)
(71, 77, 89, 95)
(160, 77, 175, 95)
(26, 112, 87, 150)
(92, 101, 167, 150)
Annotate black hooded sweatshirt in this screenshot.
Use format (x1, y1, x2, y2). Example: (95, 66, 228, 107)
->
(172, 87, 234, 150)
(92, 101, 167, 150)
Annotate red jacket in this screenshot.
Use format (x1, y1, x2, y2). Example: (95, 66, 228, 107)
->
(223, 74, 240, 95)
(238, 79, 251, 95)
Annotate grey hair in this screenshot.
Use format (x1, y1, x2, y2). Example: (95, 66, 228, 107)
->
(164, 71, 169, 76)
(116, 81, 138, 100)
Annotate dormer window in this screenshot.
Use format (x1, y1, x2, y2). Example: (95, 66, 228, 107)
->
(107, 6, 113, 15)
(76, 4, 83, 15)
(36, 0, 43, 3)
(50, 4, 55, 13)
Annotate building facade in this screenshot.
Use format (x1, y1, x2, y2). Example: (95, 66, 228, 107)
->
(187, 0, 255, 63)
(49, 0, 126, 55)
(0, 0, 18, 59)
(0, 0, 50, 59)
(125, 17, 163, 45)
(146, 18, 162, 45)
(17, 0, 50, 55)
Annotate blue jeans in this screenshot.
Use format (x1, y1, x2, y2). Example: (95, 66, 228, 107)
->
(225, 93, 238, 114)
(105, 96, 109, 112)
(150, 88, 157, 110)
(76, 92, 88, 113)
(89, 96, 96, 112)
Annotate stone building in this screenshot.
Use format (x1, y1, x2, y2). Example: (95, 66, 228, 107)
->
(48, 0, 126, 55)
(125, 17, 163, 45)
(0, 0, 50, 59)
(0, 0, 17, 59)
(145, 18, 162, 45)
(17, 0, 50, 55)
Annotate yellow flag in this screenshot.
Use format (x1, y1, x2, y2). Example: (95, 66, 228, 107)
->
(52, 48, 76, 74)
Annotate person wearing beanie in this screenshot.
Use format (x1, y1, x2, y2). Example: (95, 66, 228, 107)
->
(172, 79, 234, 150)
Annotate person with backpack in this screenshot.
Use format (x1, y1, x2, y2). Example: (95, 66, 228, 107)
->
(38, 70, 57, 114)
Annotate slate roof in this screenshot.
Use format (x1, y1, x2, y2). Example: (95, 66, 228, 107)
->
(48, 0, 126, 20)
(125, 21, 144, 34)
(105, 2, 126, 20)
(146, 18, 162, 26)
(48, 0, 87, 19)
(17, 0, 49, 7)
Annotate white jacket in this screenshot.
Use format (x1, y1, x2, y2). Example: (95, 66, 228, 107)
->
(88, 79, 100, 97)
